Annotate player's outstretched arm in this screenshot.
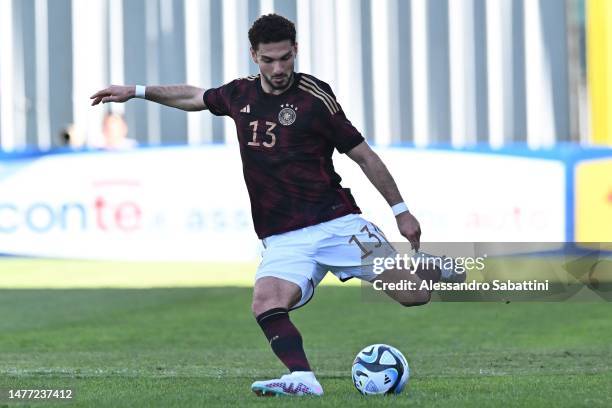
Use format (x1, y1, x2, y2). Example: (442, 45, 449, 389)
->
(90, 84, 207, 112)
(347, 141, 421, 250)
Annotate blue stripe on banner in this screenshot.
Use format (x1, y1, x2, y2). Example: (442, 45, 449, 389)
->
(2, 143, 611, 161)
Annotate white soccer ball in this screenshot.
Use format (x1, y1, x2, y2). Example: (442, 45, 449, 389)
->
(351, 344, 410, 395)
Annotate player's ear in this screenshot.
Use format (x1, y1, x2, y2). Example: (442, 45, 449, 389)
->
(250, 47, 258, 64)
(293, 42, 298, 58)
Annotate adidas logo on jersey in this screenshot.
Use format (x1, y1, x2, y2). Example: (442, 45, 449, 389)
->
(240, 104, 250, 113)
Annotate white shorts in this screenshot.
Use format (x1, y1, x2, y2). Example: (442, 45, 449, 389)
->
(255, 214, 396, 310)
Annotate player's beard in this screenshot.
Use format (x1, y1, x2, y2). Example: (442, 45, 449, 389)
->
(263, 71, 294, 92)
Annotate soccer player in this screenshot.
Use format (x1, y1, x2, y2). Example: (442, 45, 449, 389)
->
(91, 14, 462, 397)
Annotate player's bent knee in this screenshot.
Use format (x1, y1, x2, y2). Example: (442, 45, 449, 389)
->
(251, 296, 290, 317)
(398, 290, 431, 307)
(251, 299, 273, 317)
(251, 277, 302, 317)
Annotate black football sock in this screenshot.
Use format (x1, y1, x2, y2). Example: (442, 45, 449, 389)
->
(256, 308, 311, 373)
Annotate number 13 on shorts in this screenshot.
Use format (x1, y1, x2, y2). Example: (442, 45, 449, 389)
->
(348, 223, 396, 261)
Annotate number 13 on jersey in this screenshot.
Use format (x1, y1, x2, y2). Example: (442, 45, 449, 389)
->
(248, 120, 277, 148)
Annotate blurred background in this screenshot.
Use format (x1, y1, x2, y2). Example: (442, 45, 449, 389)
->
(0, 0, 611, 264)
(1, 0, 611, 149)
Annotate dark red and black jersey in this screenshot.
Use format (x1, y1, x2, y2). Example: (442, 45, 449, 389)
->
(203, 72, 363, 238)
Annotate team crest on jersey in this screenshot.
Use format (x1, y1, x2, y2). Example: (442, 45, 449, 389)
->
(278, 104, 298, 126)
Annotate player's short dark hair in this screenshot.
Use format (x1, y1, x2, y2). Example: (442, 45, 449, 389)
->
(248, 14, 296, 50)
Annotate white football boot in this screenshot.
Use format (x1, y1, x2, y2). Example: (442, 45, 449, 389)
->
(418, 252, 467, 283)
(251, 371, 323, 397)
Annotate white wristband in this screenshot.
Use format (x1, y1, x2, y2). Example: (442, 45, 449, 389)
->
(391, 202, 409, 216)
(134, 85, 146, 99)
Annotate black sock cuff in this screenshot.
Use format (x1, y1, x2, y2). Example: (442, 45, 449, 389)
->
(256, 307, 289, 324)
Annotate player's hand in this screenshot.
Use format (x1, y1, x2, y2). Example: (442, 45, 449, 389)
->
(396, 211, 421, 251)
(90, 85, 135, 106)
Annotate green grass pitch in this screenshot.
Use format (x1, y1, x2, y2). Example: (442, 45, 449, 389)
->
(0, 259, 611, 407)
